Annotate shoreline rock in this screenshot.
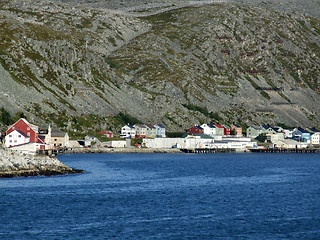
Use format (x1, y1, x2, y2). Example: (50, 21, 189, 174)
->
(0, 148, 83, 178)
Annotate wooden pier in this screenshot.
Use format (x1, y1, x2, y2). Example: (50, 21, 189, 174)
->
(180, 148, 236, 153)
(249, 148, 320, 153)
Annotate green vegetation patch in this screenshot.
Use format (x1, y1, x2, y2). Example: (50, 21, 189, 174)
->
(113, 112, 141, 125)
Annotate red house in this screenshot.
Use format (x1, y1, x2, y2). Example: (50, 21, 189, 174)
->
(97, 130, 114, 138)
(6, 118, 39, 143)
(187, 126, 204, 134)
(5, 118, 46, 148)
(222, 125, 231, 136)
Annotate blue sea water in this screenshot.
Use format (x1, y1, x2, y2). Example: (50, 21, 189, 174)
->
(1, 153, 320, 239)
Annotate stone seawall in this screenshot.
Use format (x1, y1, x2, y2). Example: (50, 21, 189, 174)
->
(66, 147, 181, 154)
(0, 148, 83, 178)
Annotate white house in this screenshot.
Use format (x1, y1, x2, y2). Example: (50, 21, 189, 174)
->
(84, 135, 100, 147)
(311, 132, 320, 145)
(120, 125, 136, 138)
(266, 132, 285, 143)
(200, 124, 216, 137)
(155, 124, 166, 138)
(283, 129, 294, 138)
(5, 129, 30, 148)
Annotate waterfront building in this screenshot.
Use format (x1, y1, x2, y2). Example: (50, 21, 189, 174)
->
(43, 125, 69, 149)
(200, 124, 216, 137)
(5, 118, 48, 153)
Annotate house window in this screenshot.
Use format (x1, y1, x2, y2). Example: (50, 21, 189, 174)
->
(18, 135, 21, 138)
(27, 132, 30, 136)
(14, 140, 17, 143)
(9, 135, 12, 137)
(54, 139, 57, 141)
(9, 140, 12, 143)
(27, 127, 30, 130)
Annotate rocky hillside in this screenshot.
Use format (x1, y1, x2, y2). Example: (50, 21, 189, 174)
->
(0, 0, 319, 132)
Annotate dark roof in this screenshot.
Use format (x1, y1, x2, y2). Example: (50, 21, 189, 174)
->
(15, 130, 29, 138)
(51, 131, 66, 137)
(232, 123, 241, 128)
(134, 124, 146, 128)
(207, 124, 216, 128)
(297, 127, 310, 134)
(192, 125, 204, 130)
(261, 124, 271, 130)
(156, 124, 165, 128)
(145, 123, 156, 129)
(309, 127, 320, 133)
(273, 127, 282, 132)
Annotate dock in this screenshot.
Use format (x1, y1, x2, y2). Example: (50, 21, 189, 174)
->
(249, 148, 320, 153)
(180, 148, 236, 153)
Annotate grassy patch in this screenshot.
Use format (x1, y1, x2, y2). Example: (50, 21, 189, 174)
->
(113, 112, 141, 125)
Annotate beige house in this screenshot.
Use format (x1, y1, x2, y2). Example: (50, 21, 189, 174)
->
(231, 123, 242, 136)
(45, 126, 69, 149)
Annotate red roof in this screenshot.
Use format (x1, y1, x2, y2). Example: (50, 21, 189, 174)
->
(97, 131, 107, 135)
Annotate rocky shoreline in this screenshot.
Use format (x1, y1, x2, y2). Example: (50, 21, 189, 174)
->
(0, 148, 83, 178)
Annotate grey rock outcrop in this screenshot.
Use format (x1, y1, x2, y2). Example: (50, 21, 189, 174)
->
(0, 148, 83, 178)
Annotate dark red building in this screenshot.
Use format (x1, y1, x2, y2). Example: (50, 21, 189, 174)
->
(222, 125, 231, 136)
(187, 126, 204, 134)
(6, 118, 40, 143)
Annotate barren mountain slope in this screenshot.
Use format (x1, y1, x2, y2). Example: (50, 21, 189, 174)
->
(0, 0, 319, 132)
